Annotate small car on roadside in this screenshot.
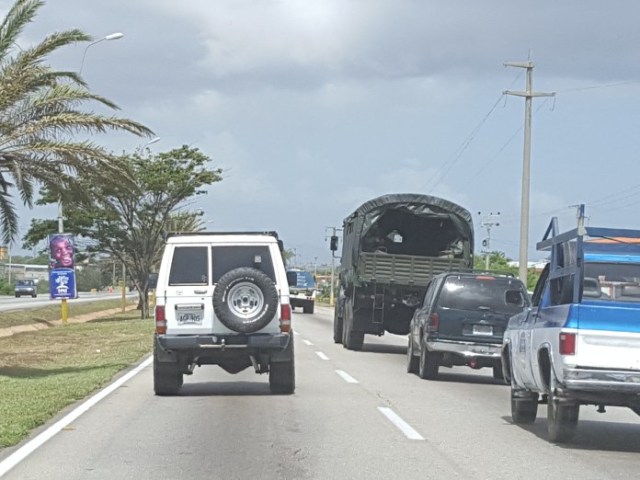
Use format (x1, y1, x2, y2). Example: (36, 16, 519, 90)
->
(14, 279, 37, 298)
(407, 271, 529, 380)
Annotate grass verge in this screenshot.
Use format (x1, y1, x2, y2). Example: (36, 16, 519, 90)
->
(0, 298, 133, 329)
(0, 309, 152, 449)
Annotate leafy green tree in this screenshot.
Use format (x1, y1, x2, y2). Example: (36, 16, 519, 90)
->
(25, 146, 222, 318)
(0, 0, 153, 243)
(474, 250, 541, 290)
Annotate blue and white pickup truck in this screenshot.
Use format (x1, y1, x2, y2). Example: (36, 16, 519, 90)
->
(502, 208, 640, 443)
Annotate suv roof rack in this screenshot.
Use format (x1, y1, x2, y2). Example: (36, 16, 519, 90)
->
(167, 231, 279, 239)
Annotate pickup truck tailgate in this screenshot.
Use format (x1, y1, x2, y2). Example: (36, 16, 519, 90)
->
(571, 303, 640, 371)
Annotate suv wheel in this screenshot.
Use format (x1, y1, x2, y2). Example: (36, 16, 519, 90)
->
(213, 267, 279, 333)
(153, 354, 183, 396)
(406, 335, 419, 374)
(418, 340, 439, 379)
(269, 336, 295, 394)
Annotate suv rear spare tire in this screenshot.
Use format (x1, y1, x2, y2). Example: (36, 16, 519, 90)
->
(213, 267, 279, 333)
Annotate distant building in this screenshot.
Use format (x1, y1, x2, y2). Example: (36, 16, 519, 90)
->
(2, 263, 49, 282)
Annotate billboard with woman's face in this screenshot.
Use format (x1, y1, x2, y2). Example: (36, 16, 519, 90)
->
(48, 233, 77, 298)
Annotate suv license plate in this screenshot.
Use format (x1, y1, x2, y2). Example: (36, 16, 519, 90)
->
(473, 325, 493, 336)
(176, 305, 204, 325)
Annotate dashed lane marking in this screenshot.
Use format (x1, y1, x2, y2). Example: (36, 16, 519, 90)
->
(335, 370, 359, 383)
(377, 407, 425, 441)
(303, 339, 314, 346)
(315, 351, 329, 360)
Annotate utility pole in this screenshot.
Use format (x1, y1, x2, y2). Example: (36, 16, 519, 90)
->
(504, 60, 555, 283)
(479, 212, 500, 270)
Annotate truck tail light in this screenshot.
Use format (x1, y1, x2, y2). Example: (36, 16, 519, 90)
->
(427, 312, 440, 332)
(559, 332, 576, 355)
(280, 304, 292, 333)
(155, 305, 167, 334)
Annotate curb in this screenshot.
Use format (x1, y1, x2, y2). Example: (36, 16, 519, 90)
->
(0, 305, 139, 339)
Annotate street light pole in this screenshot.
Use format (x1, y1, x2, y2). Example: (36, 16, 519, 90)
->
(79, 32, 124, 76)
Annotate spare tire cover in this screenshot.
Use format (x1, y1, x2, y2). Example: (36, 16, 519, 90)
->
(213, 267, 279, 333)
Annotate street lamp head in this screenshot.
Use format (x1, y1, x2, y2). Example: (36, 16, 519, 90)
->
(145, 137, 161, 146)
(104, 32, 124, 41)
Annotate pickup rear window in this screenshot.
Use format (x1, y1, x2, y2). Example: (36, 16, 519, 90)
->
(583, 262, 640, 302)
(438, 276, 528, 314)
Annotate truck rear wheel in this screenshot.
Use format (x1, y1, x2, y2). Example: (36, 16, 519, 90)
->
(333, 304, 343, 344)
(342, 299, 364, 351)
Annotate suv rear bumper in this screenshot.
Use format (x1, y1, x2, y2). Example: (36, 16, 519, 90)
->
(157, 333, 291, 353)
(426, 339, 501, 359)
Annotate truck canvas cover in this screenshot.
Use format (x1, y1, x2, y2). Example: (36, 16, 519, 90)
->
(341, 193, 474, 269)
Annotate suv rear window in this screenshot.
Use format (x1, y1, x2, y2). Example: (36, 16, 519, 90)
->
(438, 276, 527, 314)
(212, 246, 275, 283)
(169, 246, 208, 285)
(168, 245, 277, 285)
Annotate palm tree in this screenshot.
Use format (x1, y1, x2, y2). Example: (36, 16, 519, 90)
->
(0, 0, 153, 243)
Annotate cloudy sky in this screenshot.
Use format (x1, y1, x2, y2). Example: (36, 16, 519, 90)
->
(5, 0, 640, 267)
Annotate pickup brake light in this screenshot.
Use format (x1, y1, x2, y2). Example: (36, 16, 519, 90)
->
(559, 332, 576, 355)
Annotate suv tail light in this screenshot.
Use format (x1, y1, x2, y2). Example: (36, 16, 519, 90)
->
(280, 304, 292, 333)
(155, 305, 167, 334)
(559, 332, 576, 355)
(427, 312, 440, 332)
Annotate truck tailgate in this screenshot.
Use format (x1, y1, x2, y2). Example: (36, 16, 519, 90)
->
(358, 252, 468, 286)
(571, 303, 640, 371)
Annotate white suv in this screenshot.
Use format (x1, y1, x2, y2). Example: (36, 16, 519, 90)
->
(153, 231, 294, 395)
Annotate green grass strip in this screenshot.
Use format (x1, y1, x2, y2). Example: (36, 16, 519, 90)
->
(0, 311, 152, 448)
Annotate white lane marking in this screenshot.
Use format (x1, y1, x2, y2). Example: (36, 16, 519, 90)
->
(293, 331, 300, 336)
(0, 356, 153, 478)
(302, 339, 314, 346)
(335, 370, 359, 384)
(315, 351, 329, 360)
(377, 407, 425, 441)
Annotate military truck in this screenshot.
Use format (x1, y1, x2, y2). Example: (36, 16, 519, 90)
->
(333, 193, 474, 350)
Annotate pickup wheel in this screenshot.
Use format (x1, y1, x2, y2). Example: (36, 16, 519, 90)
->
(153, 354, 183, 396)
(547, 393, 579, 443)
(406, 335, 419, 374)
(303, 302, 314, 314)
(418, 340, 439, 380)
(510, 388, 538, 424)
(212, 267, 278, 334)
(269, 337, 295, 394)
(333, 304, 343, 344)
(492, 364, 504, 380)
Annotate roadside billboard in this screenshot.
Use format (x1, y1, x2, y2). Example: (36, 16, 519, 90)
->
(48, 233, 78, 299)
